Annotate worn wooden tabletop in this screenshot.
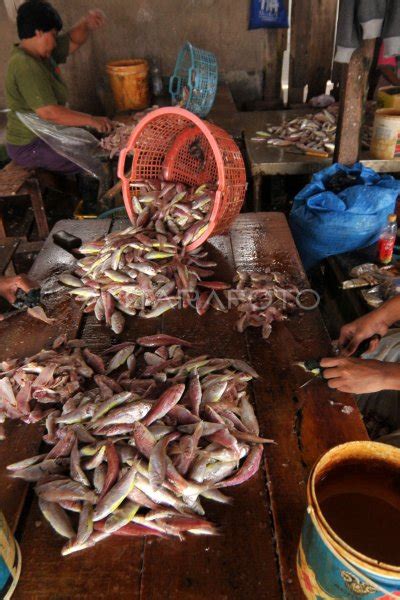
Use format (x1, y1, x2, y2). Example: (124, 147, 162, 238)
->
(0, 213, 367, 599)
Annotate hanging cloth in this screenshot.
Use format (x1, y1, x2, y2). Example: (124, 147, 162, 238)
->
(335, 0, 400, 63)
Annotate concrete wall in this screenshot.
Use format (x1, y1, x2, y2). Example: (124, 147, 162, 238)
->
(0, 0, 268, 112)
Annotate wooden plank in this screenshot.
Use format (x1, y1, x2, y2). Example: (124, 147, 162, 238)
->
(229, 213, 368, 598)
(0, 162, 32, 197)
(0, 220, 111, 534)
(23, 179, 49, 240)
(140, 235, 282, 600)
(0, 237, 19, 274)
(289, 0, 338, 104)
(306, 0, 338, 99)
(334, 39, 376, 165)
(264, 29, 287, 104)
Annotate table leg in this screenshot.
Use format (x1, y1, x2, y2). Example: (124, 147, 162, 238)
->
(0, 207, 6, 240)
(25, 179, 49, 240)
(253, 174, 263, 212)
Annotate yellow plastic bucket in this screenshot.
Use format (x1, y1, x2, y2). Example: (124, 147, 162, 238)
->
(106, 59, 150, 112)
(370, 108, 400, 159)
(298, 441, 400, 599)
(377, 86, 400, 111)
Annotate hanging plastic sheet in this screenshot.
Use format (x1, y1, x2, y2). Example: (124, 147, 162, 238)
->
(16, 111, 106, 191)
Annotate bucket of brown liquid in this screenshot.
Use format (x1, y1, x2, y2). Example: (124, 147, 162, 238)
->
(297, 441, 400, 599)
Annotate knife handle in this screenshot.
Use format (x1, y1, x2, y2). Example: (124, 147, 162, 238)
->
(53, 231, 82, 252)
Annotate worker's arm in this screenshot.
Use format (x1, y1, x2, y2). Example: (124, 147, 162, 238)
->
(0, 275, 36, 320)
(336, 296, 400, 357)
(320, 357, 400, 394)
(36, 105, 112, 133)
(319, 296, 400, 395)
(67, 9, 106, 54)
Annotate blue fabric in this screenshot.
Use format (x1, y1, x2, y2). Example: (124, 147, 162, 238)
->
(249, 0, 288, 29)
(0, 556, 11, 591)
(289, 163, 400, 270)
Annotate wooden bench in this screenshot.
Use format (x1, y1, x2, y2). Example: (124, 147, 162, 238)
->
(0, 161, 49, 240)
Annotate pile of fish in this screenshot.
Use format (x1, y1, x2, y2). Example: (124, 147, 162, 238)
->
(252, 108, 338, 155)
(60, 181, 223, 332)
(252, 105, 372, 154)
(99, 106, 159, 158)
(228, 269, 300, 339)
(1, 334, 271, 554)
(128, 179, 215, 244)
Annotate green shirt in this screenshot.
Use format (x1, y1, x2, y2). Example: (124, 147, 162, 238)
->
(6, 34, 70, 145)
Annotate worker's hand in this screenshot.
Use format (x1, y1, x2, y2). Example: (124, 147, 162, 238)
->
(336, 310, 389, 357)
(0, 275, 37, 318)
(320, 356, 399, 394)
(90, 116, 113, 134)
(85, 9, 106, 31)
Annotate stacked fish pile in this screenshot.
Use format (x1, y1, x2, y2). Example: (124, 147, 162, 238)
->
(2, 334, 271, 555)
(228, 269, 300, 339)
(60, 182, 225, 333)
(252, 108, 338, 154)
(99, 106, 159, 158)
(128, 180, 214, 245)
(253, 104, 372, 154)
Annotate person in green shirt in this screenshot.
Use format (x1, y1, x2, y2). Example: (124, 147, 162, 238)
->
(6, 0, 112, 174)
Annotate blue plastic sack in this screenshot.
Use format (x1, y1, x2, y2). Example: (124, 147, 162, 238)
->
(249, 0, 289, 29)
(289, 163, 400, 270)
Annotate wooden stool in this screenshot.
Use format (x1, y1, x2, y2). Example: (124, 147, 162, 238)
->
(0, 162, 49, 240)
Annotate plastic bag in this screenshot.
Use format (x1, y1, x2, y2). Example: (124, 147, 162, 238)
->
(289, 162, 400, 270)
(16, 112, 104, 183)
(249, 0, 288, 30)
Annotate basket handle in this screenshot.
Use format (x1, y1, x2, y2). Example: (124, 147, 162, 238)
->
(117, 147, 129, 182)
(188, 66, 196, 89)
(169, 76, 180, 99)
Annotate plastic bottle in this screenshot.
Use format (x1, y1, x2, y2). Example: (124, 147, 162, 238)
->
(151, 64, 163, 97)
(379, 214, 397, 264)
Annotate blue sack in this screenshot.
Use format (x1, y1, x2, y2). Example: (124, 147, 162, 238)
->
(289, 163, 400, 270)
(249, 0, 289, 29)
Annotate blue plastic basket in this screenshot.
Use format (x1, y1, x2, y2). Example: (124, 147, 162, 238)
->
(169, 42, 218, 118)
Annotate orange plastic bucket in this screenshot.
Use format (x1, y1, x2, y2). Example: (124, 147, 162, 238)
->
(106, 59, 150, 112)
(117, 107, 247, 251)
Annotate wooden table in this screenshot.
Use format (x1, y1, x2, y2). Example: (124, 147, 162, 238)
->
(0, 213, 367, 599)
(243, 109, 400, 210)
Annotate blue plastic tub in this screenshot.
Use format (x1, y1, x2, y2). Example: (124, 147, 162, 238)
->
(169, 42, 218, 118)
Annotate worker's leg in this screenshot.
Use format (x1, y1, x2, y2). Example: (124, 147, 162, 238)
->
(7, 139, 80, 175)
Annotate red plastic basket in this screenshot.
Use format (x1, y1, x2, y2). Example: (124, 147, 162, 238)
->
(117, 107, 247, 251)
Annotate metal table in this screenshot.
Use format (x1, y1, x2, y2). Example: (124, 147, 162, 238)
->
(0, 214, 367, 599)
(244, 109, 400, 210)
